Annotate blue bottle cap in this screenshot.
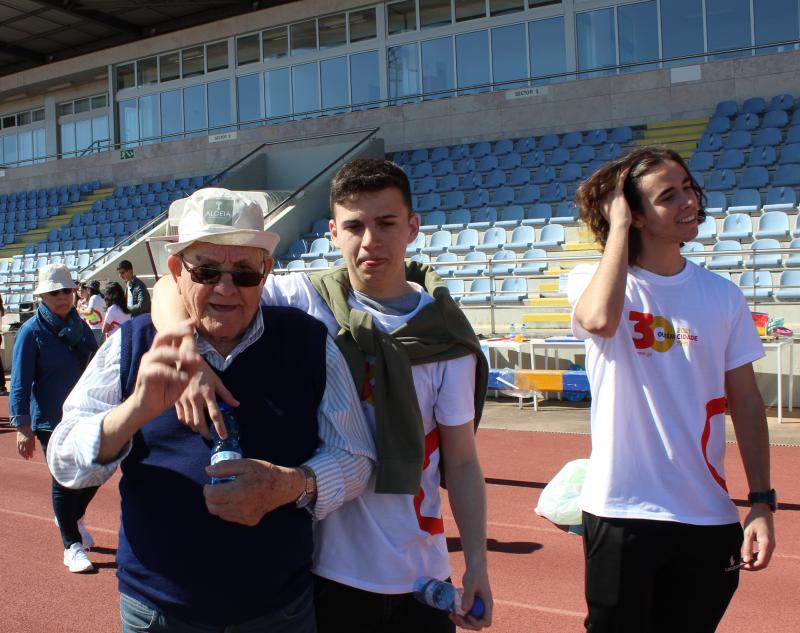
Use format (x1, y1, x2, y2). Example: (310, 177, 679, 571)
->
(467, 596, 486, 619)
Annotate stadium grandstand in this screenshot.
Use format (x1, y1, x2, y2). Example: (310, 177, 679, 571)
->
(0, 0, 798, 410)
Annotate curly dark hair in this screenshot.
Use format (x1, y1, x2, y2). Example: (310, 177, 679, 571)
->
(102, 281, 129, 313)
(575, 146, 706, 265)
(329, 158, 413, 216)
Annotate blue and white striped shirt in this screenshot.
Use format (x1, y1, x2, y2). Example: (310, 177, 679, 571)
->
(47, 309, 376, 521)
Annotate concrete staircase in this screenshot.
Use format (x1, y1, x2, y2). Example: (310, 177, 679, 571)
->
(633, 118, 708, 159)
(0, 187, 113, 259)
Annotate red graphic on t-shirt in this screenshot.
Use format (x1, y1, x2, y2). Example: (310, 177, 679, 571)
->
(701, 397, 728, 491)
(360, 361, 375, 404)
(413, 427, 445, 535)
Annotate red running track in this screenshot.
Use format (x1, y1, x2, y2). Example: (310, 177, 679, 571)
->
(0, 420, 798, 633)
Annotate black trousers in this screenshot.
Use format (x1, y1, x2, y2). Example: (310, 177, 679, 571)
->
(582, 512, 743, 633)
(314, 575, 455, 633)
(36, 430, 99, 549)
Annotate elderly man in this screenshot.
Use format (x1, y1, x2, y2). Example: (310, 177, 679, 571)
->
(47, 188, 375, 633)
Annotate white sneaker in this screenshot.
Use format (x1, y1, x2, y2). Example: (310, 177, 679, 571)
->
(63, 543, 94, 573)
(55, 517, 94, 550)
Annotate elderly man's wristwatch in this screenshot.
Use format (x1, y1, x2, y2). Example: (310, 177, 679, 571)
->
(295, 465, 317, 509)
(747, 489, 777, 512)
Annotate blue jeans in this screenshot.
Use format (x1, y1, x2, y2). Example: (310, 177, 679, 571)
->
(119, 587, 316, 633)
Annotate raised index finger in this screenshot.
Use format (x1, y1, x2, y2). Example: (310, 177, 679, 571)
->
(151, 319, 196, 349)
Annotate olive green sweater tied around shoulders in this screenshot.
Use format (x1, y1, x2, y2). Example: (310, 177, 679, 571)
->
(308, 261, 489, 495)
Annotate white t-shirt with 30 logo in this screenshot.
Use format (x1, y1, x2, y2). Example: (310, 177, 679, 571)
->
(567, 261, 764, 525)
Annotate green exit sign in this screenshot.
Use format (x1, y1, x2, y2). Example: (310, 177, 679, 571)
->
(120, 149, 135, 160)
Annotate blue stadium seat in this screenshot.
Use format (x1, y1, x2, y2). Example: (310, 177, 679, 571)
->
(610, 127, 632, 143)
(453, 158, 476, 175)
(779, 143, 800, 165)
(495, 205, 524, 227)
(516, 248, 547, 275)
(507, 167, 531, 186)
(286, 259, 305, 271)
(304, 217, 330, 238)
(718, 149, 745, 169)
(707, 240, 743, 269)
(773, 164, 800, 187)
(742, 97, 766, 115)
(551, 201, 579, 224)
(786, 239, 800, 267)
(477, 155, 498, 173)
(733, 113, 760, 131)
(719, 213, 753, 242)
(705, 191, 727, 216)
(429, 146, 449, 162)
(495, 277, 528, 303)
(572, 146, 595, 164)
(706, 169, 736, 191)
(490, 249, 517, 275)
(417, 193, 441, 212)
(301, 238, 332, 261)
(714, 100, 738, 118)
(532, 223, 565, 250)
(489, 186, 514, 207)
(432, 159, 453, 176)
(538, 134, 559, 150)
(435, 174, 459, 193)
(585, 129, 607, 146)
(787, 125, 800, 144)
(409, 149, 428, 165)
(540, 182, 566, 203)
(308, 258, 329, 269)
(763, 187, 798, 213)
(768, 94, 793, 111)
(522, 150, 545, 168)
(465, 189, 489, 209)
(755, 212, 790, 240)
(494, 139, 514, 156)
(556, 163, 582, 183)
(747, 238, 782, 268)
(420, 210, 446, 233)
(454, 251, 487, 277)
(763, 110, 789, 129)
(442, 209, 471, 230)
(507, 225, 536, 250)
(739, 270, 773, 300)
(468, 207, 498, 229)
(284, 239, 307, 259)
(409, 253, 430, 265)
(689, 152, 714, 171)
(547, 148, 570, 166)
(515, 137, 534, 153)
(747, 146, 776, 167)
(708, 116, 731, 134)
(405, 232, 426, 254)
(441, 191, 465, 211)
(457, 172, 481, 191)
(500, 152, 522, 170)
(698, 133, 723, 152)
(728, 189, 762, 215)
(681, 241, 706, 267)
(776, 270, 800, 300)
(422, 230, 452, 254)
(461, 278, 492, 304)
(450, 144, 469, 160)
(470, 142, 492, 158)
(515, 184, 540, 205)
(450, 228, 480, 253)
(434, 252, 458, 276)
(444, 278, 464, 301)
(476, 227, 506, 251)
(596, 142, 622, 161)
(413, 162, 432, 178)
(561, 131, 582, 149)
(533, 166, 555, 185)
(696, 216, 717, 243)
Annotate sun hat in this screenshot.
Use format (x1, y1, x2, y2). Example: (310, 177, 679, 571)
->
(33, 263, 77, 296)
(165, 188, 280, 255)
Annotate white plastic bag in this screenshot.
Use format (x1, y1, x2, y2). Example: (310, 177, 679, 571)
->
(535, 458, 589, 527)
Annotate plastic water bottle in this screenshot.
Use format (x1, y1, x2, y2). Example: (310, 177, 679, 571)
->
(209, 403, 242, 485)
(509, 322, 517, 339)
(413, 577, 486, 618)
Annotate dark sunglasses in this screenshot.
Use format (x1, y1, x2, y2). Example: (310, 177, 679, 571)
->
(45, 288, 74, 297)
(180, 256, 265, 288)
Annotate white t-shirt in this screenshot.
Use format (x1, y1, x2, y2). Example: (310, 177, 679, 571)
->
(103, 304, 131, 337)
(80, 294, 106, 331)
(262, 273, 477, 593)
(567, 261, 764, 525)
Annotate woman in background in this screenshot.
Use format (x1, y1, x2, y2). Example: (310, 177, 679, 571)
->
(101, 281, 130, 339)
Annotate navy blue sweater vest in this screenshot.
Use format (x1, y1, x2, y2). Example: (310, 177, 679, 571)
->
(117, 308, 326, 625)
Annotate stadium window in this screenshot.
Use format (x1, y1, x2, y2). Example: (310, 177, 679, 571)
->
(3, 135, 17, 164)
(137, 57, 158, 87)
(421, 36, 455, 99)
(292, 62, 320, 118)
(117, 63, 135, 90)
(17, 131, 32, 166)
(456, 0, 486, 22)
(75, 119, 92, 153)
(237, 73, 264, 125)
(91, 95, 108, 109)
(206, 41, 229, 71)
(208, 79, 233, 132)
(490, 0, 524, 18)
(138, 94, 161, 144)
(319, 13, 347, 50)
(57, 103, 73, 116)
(617, 1, 658, 72)
(183, 84, 207, 136)
(529, 0, 561, 6)
(74, 98, 90, 114)
(456, 30, 491, 94)
(576, 8, 617, 77)
(34, 128, 46, 162)
(350, 50, 380, 107)
(529, 16, 567, 84)
(387, 0, 417, 35)
(388, 42, 421, 103)
(237, 34, 261, 66)
(32, 109, 45, 123)
(661, 0, 703, 65)
(263, 26, 289, 60)
(60, 122, 75, 157)
(419, 0, 452, 30)
(182, 46, 205, 78)
(119, 99, 139, 147)
(17, 111, 31, 126)
(491, 23, 529, 89)
(349, 8, 377, 42)
(265, 67, 292, 121)
(161, 90, 183, 140)
(2, 115, 15, 128)
(291, 20, 318, 56)
(706, 0, 752, 60)
(160, 52, 180, 82)
(321, 57, 350, 112)
(92, 115, 109, 148)
(754, 0, 800, 54)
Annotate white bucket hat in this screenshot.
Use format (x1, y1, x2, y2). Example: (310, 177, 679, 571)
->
(33, 263, 77, 296)
(165, 188, 280, 255)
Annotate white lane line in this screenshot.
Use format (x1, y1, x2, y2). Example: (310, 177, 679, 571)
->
(0, 506, 117, 536)
(444, 515, 560, 534)
(494, 599, 584, 618)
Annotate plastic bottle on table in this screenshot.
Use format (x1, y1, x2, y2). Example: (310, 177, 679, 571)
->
(509, 323, 516, 339)
(412, 577, 486, 618)
(209, 403, 242, 485)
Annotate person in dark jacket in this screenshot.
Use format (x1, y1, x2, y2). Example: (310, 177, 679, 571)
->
(117, 259, 151, 316)
(10, 263, 99, 573)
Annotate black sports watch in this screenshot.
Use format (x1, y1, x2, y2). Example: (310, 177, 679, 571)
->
(747, 489, 777, 512)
